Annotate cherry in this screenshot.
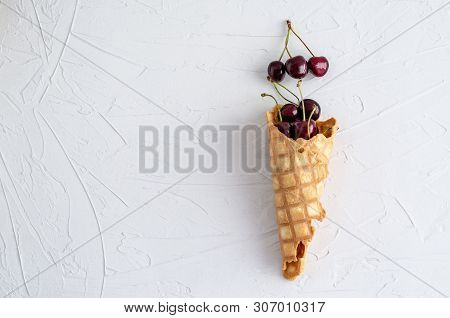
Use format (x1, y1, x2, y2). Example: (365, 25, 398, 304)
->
(308, 56, 329, 77)
(280, 103, 298, 122)
(299, 99, 321, 121)
(267, 61, 286, 82)
(291, 119, 318, 140)
(275, 122, 291, 137)
(285, 56, 308, 79)
(309, 120, 319, 137)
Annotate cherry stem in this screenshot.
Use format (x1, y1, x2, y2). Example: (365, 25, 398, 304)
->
(261, 93, 282, 122)
(271, 82, 295, 105)
(287, 20, 315, 57)
(279, 26, 292, 60)
(261, 93, 278, 105)
(269, 78, 300, 105)
(297, 80, 306, 121)
(307, 106, 316, 139)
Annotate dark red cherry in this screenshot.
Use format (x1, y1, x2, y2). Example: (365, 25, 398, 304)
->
(275, 122, 291, 137)
(267, 61, 286, 82)
(291, 119, 318, 140)
(309, 120, 319, 137)
(299, 99, 321, 121)
(308, 56, 329, 77)
(280, 103, 298, 122)
(285, 56, 308, 79)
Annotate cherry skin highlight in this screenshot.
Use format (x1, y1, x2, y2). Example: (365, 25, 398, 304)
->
(267, 61, 286, 82)
(280, 103, 298, 122)
(285, 56, 308, 79)
(299, 99, 321, 121)
(308, 56, 329, 77)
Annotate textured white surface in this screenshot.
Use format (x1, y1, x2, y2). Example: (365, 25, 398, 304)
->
(1, 0, 450, 298)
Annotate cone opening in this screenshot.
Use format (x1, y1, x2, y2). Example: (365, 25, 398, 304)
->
(267, 107, 337, 142)
(283, 241, 306, 279)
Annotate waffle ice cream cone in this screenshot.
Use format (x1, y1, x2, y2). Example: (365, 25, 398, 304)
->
(266, 106, 337, 280)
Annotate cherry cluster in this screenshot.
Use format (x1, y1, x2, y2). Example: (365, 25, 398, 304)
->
(263, 20, 329, 141)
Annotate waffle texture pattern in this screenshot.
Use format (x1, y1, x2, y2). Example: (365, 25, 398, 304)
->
(266, 106, 337, 280)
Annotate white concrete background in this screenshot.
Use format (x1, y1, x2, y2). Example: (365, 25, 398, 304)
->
(0, 0, 450, 298)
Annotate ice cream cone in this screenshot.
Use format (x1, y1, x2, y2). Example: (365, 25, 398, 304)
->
(266, 105, 337, 280)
